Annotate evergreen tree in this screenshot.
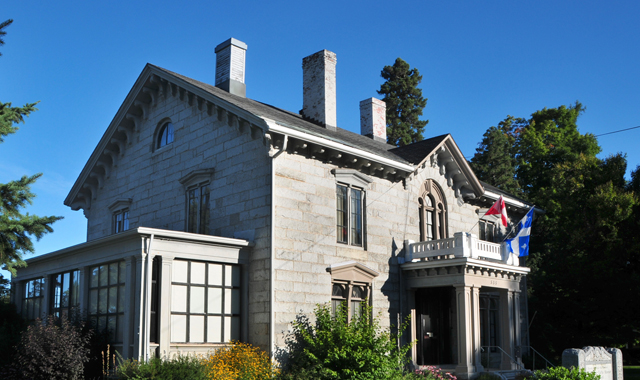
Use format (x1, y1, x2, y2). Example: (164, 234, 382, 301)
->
(470, 116, 525, 195)
(0, 20, 62, 274)
(377, 58, 428, 147)
(0, 19, 12, 56)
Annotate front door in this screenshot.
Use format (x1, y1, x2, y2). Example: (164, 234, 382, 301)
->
(415, 287, 454, 365)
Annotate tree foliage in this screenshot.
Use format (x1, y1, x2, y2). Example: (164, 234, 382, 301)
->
(0, 19, 13, 56)
(470, 116, 526, 195)
(378, 58, 428, 147)
(472, 102, 640, 358)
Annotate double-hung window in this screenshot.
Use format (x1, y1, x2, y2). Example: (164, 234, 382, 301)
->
(108, 199, 132, 234)
(336, 184, 364, 246)
(187, 184, 210, 234)
(179, 169, 215, 235)
(479, 220, 496, 242)
(333, 169, 372, 247)
(114, 209, 129, 233)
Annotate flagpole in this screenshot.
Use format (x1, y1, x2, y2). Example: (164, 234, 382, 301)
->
(502, 206, 535, 242)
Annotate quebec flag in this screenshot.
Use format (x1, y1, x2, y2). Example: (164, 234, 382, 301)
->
(506, 207, 535, 257)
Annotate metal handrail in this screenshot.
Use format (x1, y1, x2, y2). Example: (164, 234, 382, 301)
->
(481, 346, 526, 370)
(522, 346, 554, 370)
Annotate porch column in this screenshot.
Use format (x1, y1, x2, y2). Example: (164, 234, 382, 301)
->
(471, 286, 484, 373)
(408, 289, 417, 366)
(77, 267, 86, 312)
(513, 290, 522, 366)
(454, 285, 474, 379)
(158, 256, 173, 356)
(131, 254, 146, 360)
(499, 289, 516, 370)
(122, 256, 136, 359)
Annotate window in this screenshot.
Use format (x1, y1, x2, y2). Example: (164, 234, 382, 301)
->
(157, 122, 174, 149)
(108, 199, 132, 234)
(479, 220, 495, 242)
(113, 209, 129, 233)
(336, 184, 364, 246)
(187, 184, 210, 234)
(88, 261, 126, 342)
(179, 169, 215, 235)
(331, 281, 370, 321)
(51, 270, 80, 318)
(328, 261, 378, 322)
(22, 278, 45, 321)
(419, 179, 447, 241)
(170, 260, 241, 343)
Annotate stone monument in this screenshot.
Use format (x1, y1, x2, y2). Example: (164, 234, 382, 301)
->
(562, 346, 623, 380)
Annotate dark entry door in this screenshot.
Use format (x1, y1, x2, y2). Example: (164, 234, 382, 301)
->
(416, 287, 453, 365)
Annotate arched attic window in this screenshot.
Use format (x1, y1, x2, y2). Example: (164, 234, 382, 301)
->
(156, 121, 174, 149)
(419, 179, 447, 241)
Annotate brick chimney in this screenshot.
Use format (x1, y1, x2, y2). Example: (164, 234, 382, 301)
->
(215, 38, 247, 97)
(360, 98, 387, 142)
(301, 50, 337, 130)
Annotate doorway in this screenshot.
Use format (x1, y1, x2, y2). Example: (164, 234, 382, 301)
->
(415, 287, 455, 365)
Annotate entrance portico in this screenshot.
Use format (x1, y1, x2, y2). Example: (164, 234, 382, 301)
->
(403, 232, 530, 379)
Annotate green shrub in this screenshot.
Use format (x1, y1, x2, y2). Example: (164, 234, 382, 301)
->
(116, 354, 207, 380)
(0, 301, 28, 372)
(276, 302, 413, 380)
(6, 316, 91, 380)
(525, 366, 600, 380)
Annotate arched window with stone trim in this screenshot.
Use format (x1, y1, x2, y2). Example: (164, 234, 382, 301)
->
(419, 179, 447, 241)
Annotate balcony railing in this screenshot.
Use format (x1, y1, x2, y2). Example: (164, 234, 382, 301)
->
(403, 232, 520, 266)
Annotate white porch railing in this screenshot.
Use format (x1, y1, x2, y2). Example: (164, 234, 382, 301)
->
(403, 232, 520, 266)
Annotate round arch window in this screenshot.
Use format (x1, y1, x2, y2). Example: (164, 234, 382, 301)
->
(157, 122, 174, 149)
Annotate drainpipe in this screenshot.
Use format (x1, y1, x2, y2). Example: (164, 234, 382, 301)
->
(145, 234, 154, 361)
(270, 134, 288, 355)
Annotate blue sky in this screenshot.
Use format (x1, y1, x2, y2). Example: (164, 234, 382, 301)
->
(1, 1, 639, 278)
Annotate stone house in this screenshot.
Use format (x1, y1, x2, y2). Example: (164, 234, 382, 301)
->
(12, 37, 534, 378)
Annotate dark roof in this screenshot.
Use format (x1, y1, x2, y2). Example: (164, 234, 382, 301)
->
(389, 134, 450, 164)
(151, 64, 411, 165)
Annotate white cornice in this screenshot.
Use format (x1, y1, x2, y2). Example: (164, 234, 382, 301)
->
(262, 118, 414, 173)
(24, 227, 253, 266)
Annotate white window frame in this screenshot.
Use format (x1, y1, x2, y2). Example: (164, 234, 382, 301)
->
(88, 261, 126, 343)
(170, 260, 241, 344)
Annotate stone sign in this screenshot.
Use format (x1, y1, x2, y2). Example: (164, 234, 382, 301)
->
(562, 346, 623, 380)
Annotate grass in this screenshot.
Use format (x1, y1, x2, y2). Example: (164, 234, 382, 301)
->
(624, 366, 640, 380)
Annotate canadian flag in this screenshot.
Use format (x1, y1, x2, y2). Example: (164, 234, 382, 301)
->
(485, 196, 508, 227)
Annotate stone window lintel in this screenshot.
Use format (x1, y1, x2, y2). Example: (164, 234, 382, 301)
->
(332, 169, 373, 189)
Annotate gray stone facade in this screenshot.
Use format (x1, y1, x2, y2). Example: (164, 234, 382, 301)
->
(13, 38, 533, 377)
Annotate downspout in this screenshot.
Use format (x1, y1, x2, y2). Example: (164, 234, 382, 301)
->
(270, 134, 288, 355)
(144, 234, 155, 361)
